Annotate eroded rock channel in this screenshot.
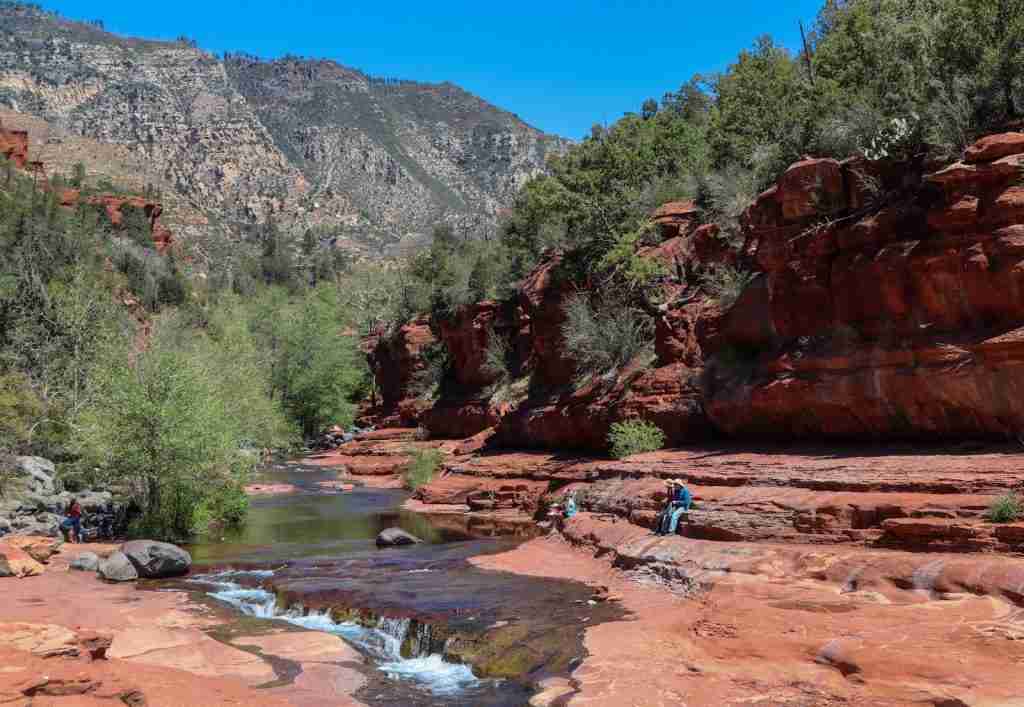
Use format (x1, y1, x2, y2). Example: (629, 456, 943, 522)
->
(175, 466, 623, 706)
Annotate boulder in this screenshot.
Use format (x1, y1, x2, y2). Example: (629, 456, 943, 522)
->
(120, 540, 191, 578)
(98, 551, 138, 582)
(70, 552, 100, 572)
(14, 456, 55, 495)
(375, 528, 423, 547)
(0, 543, 45, 577)
(964, 132, 1024, 164)
(4, 535, 62, 564)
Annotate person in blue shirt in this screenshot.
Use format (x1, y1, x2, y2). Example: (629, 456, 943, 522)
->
(656, 479, 692, 536)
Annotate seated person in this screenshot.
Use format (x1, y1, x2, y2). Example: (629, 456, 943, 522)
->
(656, 479, 692, 536)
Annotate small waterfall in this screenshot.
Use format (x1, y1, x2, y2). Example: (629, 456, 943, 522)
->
(192, 571, 478, 696)
(911, 559, 946, 599)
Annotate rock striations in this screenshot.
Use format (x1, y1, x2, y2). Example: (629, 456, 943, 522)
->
(368, 130, 1024, 448)
(0, 4, 567, 252)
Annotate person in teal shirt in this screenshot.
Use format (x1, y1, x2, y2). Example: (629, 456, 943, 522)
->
(656, 479, 692, 535)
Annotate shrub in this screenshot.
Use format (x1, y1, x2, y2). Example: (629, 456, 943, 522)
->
(561, 295, 654, 384)
(402, 448, 444, 490)
(608, 420, 666, 459)
(0, 371, 43, 452)
(700, 265, 757, 308)
(482, 328, 512, 383)
(988, 492, 1022, 524)
(411, 342, 449, 402)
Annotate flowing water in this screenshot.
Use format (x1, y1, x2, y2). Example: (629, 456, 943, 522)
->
(173, 465, 621, 706)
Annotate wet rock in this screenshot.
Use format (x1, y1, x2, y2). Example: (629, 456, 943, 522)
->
(70, 552, 100, 572)
(120, 540, 191, 578)
(98, 551, 138, 582)
(375, 528, 422, 547)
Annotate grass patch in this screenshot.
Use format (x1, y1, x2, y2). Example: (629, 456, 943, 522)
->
(608, 420, 666, 460)
(402, 448, 445, 491)
(987, 492, 1022, 524)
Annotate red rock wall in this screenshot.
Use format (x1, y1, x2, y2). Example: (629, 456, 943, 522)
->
(704, 132, 1024, 440)
(369, 131, 1024, 448)
(0, 126, 29, 169)
(367, 318, 436, 427)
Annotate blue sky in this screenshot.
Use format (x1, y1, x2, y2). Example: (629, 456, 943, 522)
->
(41, 0, 824, 139)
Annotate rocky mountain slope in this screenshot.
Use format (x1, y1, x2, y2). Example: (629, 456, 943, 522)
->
(0, 3, 566, 254)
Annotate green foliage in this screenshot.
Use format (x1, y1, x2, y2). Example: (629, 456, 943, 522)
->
(269, 285, 369, 438)
(0, 370, 42, 452)
(482, 328, 512, 383)
(405, 224, 512, 319)
(501, 105, 709, 285)
(561, 295, 654, 384)
(402, 447, 444, 491)
(0, 453, 24, 500)
(78, 319, 262, 540)
(700, 265, 758, 308)
(608, 420, 666, 459)
(987, 492, 1022, 523)
(411, 342, 449, 401)
(708, 36, 810, 171)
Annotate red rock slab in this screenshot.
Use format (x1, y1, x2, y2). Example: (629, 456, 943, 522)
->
(475, 518, 1024, 706)
(237, 631, 367, 707)
(0, 543, 45, 577)
(3, 535, 63, 564)
(447, 443, 1024, 495)
(111, 626, 278, 684)
(964, 131, 1024, 163)
(0, 646, 288, 707)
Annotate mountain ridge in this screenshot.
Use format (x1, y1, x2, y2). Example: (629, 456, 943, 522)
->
(0, 2, 568, 255)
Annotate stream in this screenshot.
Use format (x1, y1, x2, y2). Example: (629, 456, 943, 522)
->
(172, 464, 622, 706)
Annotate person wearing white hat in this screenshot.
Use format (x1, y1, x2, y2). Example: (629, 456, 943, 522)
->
(656, 478, 692, 536)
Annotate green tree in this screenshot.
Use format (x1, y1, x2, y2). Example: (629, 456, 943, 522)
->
(79, 326, 253, 540)
(272, 286, 368, 437)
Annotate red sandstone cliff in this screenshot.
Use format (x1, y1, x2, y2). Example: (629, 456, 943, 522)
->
(0, 125, 29, 169)
(2, 123, 175, 253)
(369, 131, 1024, 449)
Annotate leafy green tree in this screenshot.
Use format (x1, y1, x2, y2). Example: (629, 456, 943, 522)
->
(272, 286, 368, 437)
(79, 324, 254, 540)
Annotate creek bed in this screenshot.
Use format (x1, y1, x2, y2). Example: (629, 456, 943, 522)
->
(170, 465, 623, 706)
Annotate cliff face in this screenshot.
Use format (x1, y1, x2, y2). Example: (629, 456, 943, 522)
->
(371, 130, 1024, 449)
(0, 5, 566, 253)
(702, 136, 1024, 440)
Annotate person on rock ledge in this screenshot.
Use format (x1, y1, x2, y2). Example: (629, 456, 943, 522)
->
(656, 479, 692, 536)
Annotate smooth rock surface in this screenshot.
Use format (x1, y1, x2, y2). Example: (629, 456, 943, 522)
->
(120, 540, 191, 578)
(375, 527, 422, 547)
(70, 552, 100, 572)
(98, 551, 138, 582)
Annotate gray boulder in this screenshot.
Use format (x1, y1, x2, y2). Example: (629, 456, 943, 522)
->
(70, 552, 100, 572)
(15, 457, 55, 495)
(120, 540, 191, 578)
(375, 527, 423, 547)
(98, 551, 138, 582)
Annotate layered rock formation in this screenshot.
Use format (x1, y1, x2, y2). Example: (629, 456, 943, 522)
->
(0, 122, 28, 167)
(0, 5, 566, 253)
(370, 130, 1024, 450)
(705, 134, 1024, 440)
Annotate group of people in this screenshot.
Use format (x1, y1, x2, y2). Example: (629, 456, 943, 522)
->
(546, 478, 694, 537)
(656, 478, 693, 536)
